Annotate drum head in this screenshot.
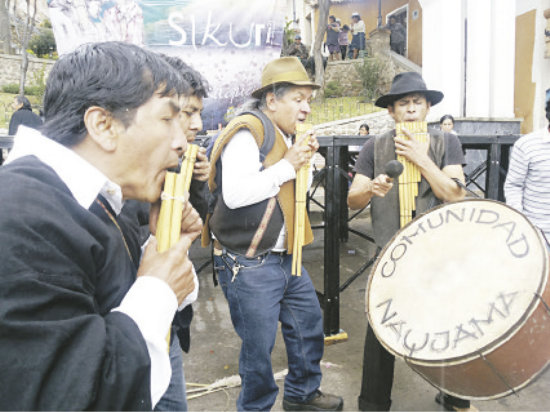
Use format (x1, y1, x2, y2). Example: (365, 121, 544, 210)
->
(367, 199, 548, 364)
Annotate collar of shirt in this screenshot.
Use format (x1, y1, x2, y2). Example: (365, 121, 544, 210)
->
(5, 126, 124, 215)
(274, 125, 293, 148)
(543, 127, 550, 142)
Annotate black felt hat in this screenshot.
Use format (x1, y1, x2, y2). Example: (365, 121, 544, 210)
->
(375, 72, 444, 108)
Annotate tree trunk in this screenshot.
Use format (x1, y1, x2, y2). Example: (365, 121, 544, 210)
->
(18, 0, 37, 95)
(0, 0, 11, 53)
(313, 0, 330, 96)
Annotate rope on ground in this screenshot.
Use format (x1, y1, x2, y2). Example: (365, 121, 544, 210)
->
(186, 369, 288, 400)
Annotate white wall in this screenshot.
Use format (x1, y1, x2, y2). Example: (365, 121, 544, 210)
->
(418, 0, 465, 122)
(419, 0, 516, 122)
(525, 0, 550, 129)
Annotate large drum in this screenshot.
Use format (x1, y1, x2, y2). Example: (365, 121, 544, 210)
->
(366, 199, 550, 400)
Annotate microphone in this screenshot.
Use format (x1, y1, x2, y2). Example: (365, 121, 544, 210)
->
(385, 160, 404, 180)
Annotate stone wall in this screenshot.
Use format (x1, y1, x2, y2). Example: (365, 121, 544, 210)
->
(314, 110, 394, 136)
(0, 54, 55, 87)
(323, 28, 422, 97)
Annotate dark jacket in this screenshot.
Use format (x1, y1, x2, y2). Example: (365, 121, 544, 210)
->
(8, 107, 43, 136)
(0, 156, 151, 410)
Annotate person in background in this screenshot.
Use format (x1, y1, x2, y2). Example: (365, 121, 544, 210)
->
(8, 95, 43, 136)
(505, 88, 550, 250)
(339, 24, 350, 61)
(358, 123, 370, 136)
(326, 15, 341, 62)
(386, 16, 406, 56)
(350, 12, 366, 59)
(286, 34, 309, 65)
(153, 55, 211, 412)
(440, 114, 456, 134)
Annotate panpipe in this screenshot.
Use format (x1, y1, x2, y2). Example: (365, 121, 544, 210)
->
(291, 123, 311, 276)
(155, 143, 198, 351)
(395, 121, 428, 228)
(156, 143, 199, 252)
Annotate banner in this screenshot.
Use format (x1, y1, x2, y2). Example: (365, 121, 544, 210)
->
(48, 0, 286, 130)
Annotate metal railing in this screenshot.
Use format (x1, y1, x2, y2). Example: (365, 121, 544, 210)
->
(313, 134, 519, 336)
(0, 132, 520, 336)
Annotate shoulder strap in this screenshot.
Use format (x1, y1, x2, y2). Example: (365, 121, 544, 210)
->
(240, 110, 276, 162)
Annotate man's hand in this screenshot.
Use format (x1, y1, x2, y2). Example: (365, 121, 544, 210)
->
(192, 147, 210, 182)
(149, 195, 202, 240)
(145, 197, 202, 305)
(371, 174, 394, 197)
(137, 236, 195, 305)
(394, 128, 430, 168)
(284, 132, 319, 171)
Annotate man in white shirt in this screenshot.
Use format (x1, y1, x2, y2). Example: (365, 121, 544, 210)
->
(204, 56, 344, 411)
(505, 88, 550, 248)
(0, 41, 201, 410)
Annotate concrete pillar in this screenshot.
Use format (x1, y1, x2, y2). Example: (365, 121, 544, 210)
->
(465, 0, 515, 118)
(419, 0, 515, 121)
(418, 0, 465, 121)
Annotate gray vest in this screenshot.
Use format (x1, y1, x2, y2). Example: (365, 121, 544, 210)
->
(371, 129, 446, 247)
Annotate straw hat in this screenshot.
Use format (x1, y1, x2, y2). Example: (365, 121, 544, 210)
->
(375, 72, 444, 108)
(251, 57, 320, 99)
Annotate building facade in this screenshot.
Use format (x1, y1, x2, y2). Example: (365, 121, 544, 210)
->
(288, 0, 549, 133)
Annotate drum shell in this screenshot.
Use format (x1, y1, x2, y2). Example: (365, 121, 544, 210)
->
(408, 264, 550, 400)
(366, 199, 550, 400)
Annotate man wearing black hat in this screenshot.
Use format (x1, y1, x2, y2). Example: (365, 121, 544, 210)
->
(204, 56, 343, 411)
(348, 72, 470, 411)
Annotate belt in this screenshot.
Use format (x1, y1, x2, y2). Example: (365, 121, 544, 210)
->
(213, 239, 223, 256)
(212, 239, 287, 258)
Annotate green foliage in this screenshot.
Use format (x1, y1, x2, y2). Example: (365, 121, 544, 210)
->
(355, 57, 385, 102)
(1, 84, 20, 94)
(282, 18, 298, 53)
(2, 82, 43, 97)
(29, 28, 57, 59)
(309, 96, 380, 125)
(324, 80, 343, 98)
(41, 19, 52, 29)
(28, 64, 47, 101)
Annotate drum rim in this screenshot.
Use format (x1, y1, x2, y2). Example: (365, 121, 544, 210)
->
(366, 198, 549, 366)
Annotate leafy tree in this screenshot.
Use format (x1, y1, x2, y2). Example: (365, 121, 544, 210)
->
(0, 0, 11, 53)
(312, 0, 330, 96)
(29, 27, 56, 58)
(7, 0, 39, 94)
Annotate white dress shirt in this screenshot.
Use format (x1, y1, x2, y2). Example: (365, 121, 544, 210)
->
(6, 126, 175, 406)
(221, 127, 313, 251)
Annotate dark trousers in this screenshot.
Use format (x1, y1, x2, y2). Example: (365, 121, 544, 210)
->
(358, 323, 394, 411)
(340, 45, 348, 60)
(358, 322, 471, 411)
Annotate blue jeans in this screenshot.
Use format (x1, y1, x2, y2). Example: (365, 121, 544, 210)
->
(154, 333, 188, 411)
(215, 252, 324, 411)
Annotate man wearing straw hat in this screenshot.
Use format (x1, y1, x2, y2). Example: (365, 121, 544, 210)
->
(203, 56, 343, 411)
(0, 42, 202, 410)
(348, 72, 470, 411)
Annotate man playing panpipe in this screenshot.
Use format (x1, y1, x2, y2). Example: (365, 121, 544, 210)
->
(203, 56, 343, 411)
(0, 42, 202, 410)
(153, 55, 211, 412)
(347, 72, 470, 411)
